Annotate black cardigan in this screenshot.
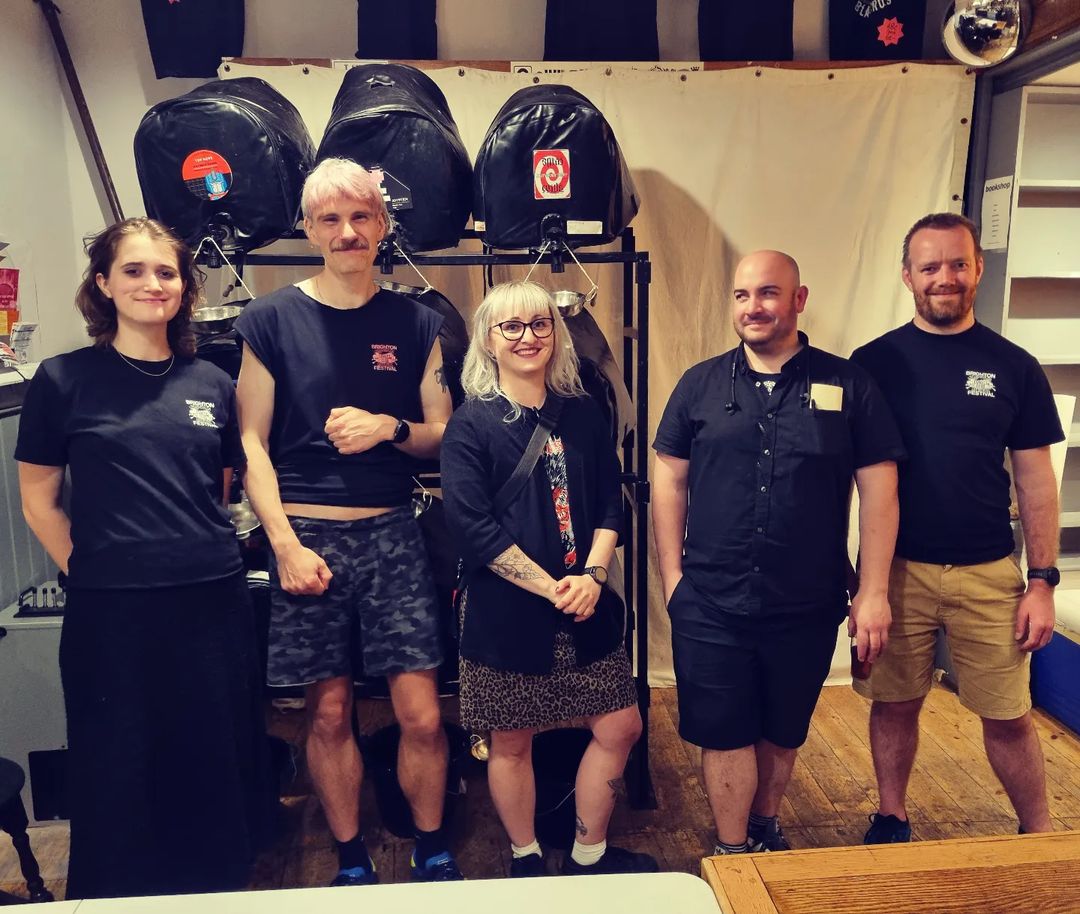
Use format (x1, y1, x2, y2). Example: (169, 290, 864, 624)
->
(440, 394, 624, 674)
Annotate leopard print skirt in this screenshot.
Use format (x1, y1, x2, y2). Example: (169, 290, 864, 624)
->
(459, 625, 638, 732)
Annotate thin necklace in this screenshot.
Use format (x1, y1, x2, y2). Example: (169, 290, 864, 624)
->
(114, 347, 174, 377)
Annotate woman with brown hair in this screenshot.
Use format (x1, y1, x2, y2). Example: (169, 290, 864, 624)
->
(15, 217, 271, 899)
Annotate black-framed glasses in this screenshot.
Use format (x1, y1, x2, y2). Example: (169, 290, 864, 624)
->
(490, 316, 555, 341)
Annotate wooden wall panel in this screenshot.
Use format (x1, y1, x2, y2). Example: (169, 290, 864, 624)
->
(1028, 0, 1080, 49)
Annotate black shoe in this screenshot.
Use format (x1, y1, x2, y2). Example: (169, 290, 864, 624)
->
(561, 845, 659, 876)
(864, 813, 911, 844)
(330, 865, 379, 887)
(748, 818, 791, 852)
(410, 850, 465, 882)
(509, 853, 548, 877)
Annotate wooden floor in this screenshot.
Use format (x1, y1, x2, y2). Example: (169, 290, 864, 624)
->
(4, 685, 1080, 901)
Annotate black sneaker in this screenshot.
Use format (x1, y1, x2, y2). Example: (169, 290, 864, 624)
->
(509, 853, 548, 877)
(330, 865, 379, 887)
(863, 813, 911, 844)
(748, 818, 791, 852)
(561, 845, 659, 876)
(410, 850, 465, 882)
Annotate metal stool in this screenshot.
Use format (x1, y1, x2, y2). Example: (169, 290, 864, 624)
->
(0, 758, 53, 904)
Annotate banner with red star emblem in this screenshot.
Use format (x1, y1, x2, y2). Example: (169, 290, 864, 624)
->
(829, 0, 927, 60)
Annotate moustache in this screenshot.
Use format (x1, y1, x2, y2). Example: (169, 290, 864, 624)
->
(331, 241, 368, 252)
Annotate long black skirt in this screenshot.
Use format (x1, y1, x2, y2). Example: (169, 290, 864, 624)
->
(60, 573, 274, 899)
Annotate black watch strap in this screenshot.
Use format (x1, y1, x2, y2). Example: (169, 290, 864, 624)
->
(392, 418, 411, 444)
(1027, 566, 1060, 587)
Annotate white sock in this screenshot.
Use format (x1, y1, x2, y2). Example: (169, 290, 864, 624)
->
(570, 838, 607, 866)
(511, 839, 542, 859)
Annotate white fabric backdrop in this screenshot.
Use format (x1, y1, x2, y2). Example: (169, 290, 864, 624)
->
(222, 61, 975, 685)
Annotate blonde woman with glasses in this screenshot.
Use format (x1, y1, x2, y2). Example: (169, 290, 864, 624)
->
(440, 281, 656, 878)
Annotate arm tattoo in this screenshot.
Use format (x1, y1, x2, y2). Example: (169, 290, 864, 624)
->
(490, 561, 543, 582)
(434, 365, 448, 393)
(575, 815, 588, 837)
(489, 545, 543, 582)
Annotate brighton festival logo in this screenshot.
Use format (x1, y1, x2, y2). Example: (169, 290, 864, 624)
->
(965, 370, 997, 399)
(186, 399, 217, 428)
(372, 343, 399, 372)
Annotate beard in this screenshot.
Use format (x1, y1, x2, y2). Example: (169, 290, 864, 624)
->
(736, 318, 781, 349)
(913, 284, 976, 328)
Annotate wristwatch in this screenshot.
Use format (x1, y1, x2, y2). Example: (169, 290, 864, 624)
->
(1027, 566, 1061, 587)
(584, 565, 608, 585)
(392, 418, 411, 444)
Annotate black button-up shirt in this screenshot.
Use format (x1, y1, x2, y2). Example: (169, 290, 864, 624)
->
(653, 334, 906, 624)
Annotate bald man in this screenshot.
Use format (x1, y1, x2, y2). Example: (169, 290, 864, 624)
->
(652, 251, 905, 855)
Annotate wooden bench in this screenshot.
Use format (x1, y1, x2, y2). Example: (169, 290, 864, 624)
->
(701, 832, 1080, 913)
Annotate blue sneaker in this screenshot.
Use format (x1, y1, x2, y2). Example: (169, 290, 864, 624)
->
(410, 850, 465, 882)
(330, 864, 379, 887)
(863, 813, 911, 844)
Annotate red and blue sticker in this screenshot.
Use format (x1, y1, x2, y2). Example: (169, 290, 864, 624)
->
(181, 149, 232, 201)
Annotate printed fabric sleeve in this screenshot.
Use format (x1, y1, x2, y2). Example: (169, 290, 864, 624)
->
(652, 370, 694, 459)
(850, 367, 907, 469)
(1007, 356, 1065, 451)
(13, 361, 68, 467)
(440, 407, 516, 567)
(232, 296, 280, 375)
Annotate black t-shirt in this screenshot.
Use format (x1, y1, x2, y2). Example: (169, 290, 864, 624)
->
(234, 286, 442, 508)
(851, 321, 1064, 565)
(653, 338, 906, 623)
(14, 347, 244, 590)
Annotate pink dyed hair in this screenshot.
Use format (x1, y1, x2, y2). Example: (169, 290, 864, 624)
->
(300, 157, 393, 231)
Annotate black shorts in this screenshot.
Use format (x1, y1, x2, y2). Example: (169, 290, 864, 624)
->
(267, 509, 443, 686)
(668, 576, 839, 751)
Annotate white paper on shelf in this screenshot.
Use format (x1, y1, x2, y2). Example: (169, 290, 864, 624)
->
(980, 175, 1013, 251)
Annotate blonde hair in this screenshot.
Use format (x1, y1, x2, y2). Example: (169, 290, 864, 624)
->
(461, 281, 584, 420)
(301, 157, 394, 233)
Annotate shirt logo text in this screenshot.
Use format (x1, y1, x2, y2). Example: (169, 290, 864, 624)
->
(372, 344, 399, 372)
(965, 370, 997, 398)
(186, 399, 217, 428)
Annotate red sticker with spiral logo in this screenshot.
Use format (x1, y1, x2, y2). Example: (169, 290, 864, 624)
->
(533, 149, 571, 199)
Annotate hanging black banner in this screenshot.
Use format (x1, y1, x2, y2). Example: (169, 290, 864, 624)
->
(698, 0, 795, 61)
(357, 0, 438, 60)
(140, 0, 244, 79)
(544, 0, 659, 62)
(829, 0, 928, 60)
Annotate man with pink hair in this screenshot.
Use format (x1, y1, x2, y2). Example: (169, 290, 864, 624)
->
(236, 158, 460, 884)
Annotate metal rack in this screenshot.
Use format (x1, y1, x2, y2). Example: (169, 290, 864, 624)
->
(240, 227, 656, 809)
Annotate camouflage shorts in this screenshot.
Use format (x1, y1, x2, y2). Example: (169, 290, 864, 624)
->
(267, 509, 443, 686)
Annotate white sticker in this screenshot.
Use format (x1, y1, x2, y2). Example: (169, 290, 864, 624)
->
(566, 220, 603, 235)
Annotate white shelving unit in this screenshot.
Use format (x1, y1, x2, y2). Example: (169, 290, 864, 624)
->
(1001, 86, 1080, 573)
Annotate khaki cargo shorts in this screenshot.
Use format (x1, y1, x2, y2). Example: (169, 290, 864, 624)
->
(853, 556, 1030, 720)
